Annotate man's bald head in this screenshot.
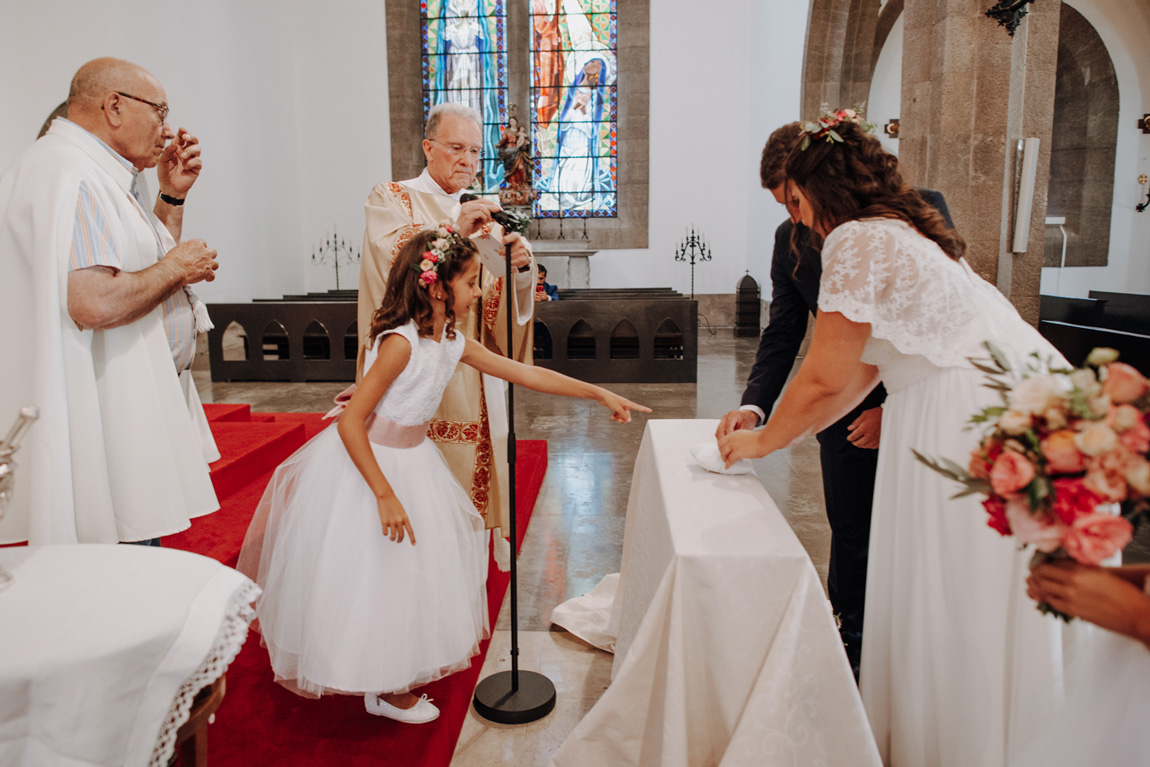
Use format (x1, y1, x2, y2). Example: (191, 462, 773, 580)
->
(67, 58, 155, 112)
(64, 57, 173, 170)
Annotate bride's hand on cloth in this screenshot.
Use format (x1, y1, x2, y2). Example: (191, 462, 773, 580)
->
(1027, 561, 1150, 648)
(718, 428, 767, 467)
(715, 409, 759, 439)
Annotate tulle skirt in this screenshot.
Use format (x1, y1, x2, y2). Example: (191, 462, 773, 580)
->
(237, 425, 489, 697)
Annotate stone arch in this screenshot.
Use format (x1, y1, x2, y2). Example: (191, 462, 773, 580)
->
(262, 321, 289, 361)
(566, 319, 595, 360)
(344, 321, 359, 361)
(609, 319, 639, 359)
(1044, 3, 1118, 269)
(303, 320, 331, 360)
(802, 0, 882, 120)
(533, 320, 554, 360)
(221, 321, 248, 362)
(653, 318, 683, 360)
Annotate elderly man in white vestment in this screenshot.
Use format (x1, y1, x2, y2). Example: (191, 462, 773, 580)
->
(0, 57, 220, 545)
(359, 102, 536, 540)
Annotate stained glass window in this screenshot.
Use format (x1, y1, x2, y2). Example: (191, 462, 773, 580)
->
(421, 0, 508, 196)
(530, 0, 618, 218)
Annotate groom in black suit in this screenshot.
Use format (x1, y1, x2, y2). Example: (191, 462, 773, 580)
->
(717, 123, 954, 678)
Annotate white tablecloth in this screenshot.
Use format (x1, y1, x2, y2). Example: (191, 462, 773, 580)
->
(0, 545, 259, 767)
(550, 419, 880, 767)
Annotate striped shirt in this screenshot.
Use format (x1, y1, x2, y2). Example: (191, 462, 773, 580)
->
(66, 121, 197, 371)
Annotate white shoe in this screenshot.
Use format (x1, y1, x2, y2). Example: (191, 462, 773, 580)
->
(364, 692, 440, 724)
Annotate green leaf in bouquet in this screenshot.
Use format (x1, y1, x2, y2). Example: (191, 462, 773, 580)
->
(1025, 475, 1051, 511)
(984, 341, 1013, 375)
(911, 449, 973, 484)
(968, 406, 1006, 426)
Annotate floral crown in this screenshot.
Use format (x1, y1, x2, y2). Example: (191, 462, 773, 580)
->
(413, 221, 463, 289)
(799, 106, 876, 150)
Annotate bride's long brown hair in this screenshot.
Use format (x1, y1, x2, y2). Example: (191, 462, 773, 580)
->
(367, 229, 478, 347)
(784, 120, 964, 261)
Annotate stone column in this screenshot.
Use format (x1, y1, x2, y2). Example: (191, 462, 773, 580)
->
(899, 0, 1060, 324)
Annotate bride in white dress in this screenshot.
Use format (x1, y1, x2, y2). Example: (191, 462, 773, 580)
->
(719, 115, 1066, 767)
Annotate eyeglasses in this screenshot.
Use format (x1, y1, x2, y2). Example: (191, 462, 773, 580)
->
(114, 91, 169, 123)
(428, 138, 483, 160)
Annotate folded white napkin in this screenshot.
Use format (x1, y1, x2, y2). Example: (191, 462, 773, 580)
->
(690, 441, 756, 475)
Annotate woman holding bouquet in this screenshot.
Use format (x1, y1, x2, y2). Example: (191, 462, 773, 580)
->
(719, 112, 1067, 767)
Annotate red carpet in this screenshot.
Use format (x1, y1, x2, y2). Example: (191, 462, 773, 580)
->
(167, 404, 547, 766)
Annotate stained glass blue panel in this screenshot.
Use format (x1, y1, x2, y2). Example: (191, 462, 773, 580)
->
(530, 0, 618, 218)
(421, 0, 508, 196)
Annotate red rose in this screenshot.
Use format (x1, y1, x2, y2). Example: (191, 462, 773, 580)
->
(983, 496, 1012, 536)
(1049, 477, 1102, 525)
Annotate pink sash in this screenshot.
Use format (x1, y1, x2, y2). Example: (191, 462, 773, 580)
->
(324, 385, 428, 448)
(365, 415, 429, 449)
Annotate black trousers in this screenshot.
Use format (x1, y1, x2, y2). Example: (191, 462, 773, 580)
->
(815, 398, 880, 672)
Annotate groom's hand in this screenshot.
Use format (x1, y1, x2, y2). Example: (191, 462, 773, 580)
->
(716, 409, 758, 439)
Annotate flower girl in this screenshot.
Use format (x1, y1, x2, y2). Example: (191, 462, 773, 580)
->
(238, 224, 648, 723)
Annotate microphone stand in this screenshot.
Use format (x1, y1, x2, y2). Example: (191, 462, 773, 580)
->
(472, 211, 556, 725)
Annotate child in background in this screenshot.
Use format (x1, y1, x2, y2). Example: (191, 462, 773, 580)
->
(238, 223, 647, 724)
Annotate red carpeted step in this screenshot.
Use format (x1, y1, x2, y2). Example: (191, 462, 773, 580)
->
(166, 467, 277, 566)
(262, 412, 331, 441)
(202, 403, 253, 423)
(208, 422, 307, 500)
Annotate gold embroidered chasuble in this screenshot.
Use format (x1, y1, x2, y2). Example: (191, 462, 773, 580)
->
(359, 175, 535, 532)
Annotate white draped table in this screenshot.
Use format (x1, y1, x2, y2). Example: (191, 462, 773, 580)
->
(550, 419, 880, 767)
(0, 545, 259, 767)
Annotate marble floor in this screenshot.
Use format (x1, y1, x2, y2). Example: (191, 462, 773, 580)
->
(194, 330, 1150, 766)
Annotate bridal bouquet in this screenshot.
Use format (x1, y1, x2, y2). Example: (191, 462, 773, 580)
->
(914, 346, 1150, 620)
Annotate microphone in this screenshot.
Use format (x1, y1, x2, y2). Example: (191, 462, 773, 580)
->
(459, 193, 531, 234)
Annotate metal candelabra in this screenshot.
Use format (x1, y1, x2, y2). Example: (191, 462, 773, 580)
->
(674, 225, 712, 300)
(311, 226, 361, 290)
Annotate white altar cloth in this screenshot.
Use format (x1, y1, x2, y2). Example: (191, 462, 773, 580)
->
(550, 419, 880, 767)
(0, 545, 259, 767)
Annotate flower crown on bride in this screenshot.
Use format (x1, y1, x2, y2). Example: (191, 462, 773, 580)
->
(413, 221, 463, 289)
(799, 106, 876, 150)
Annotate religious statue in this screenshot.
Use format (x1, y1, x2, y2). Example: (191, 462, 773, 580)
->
(498, 108, 535, 207)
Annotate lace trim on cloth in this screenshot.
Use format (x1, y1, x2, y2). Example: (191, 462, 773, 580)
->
(818, 218, 1023, 369)
(149, 578, 261, 767)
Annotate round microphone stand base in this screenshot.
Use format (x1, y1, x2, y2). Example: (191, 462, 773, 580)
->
(473, 670, 557, 724)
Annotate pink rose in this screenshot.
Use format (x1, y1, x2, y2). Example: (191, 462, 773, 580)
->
(982, 496, 1011, 536)
(1075, 421, 1118, 456)
(1117, 416, 1145, 453)
(1050, 477, 1101, 525)
(1102, 362, 1149, 404)
(1062, 512, 1133, 565)
(990, 450, 1037, 496)
(1041, 430, 1085, 474)
(1125, 455, 1150, 496)
(969, 444, 992, 479)
(1083, 466, 1127, 503)
(419, 271, 438, 286)
(1004, 498, 1065, 553)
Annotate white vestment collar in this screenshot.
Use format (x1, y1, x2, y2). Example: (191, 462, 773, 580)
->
(48, 118, 137, 198)
(405, 168, 465, 201)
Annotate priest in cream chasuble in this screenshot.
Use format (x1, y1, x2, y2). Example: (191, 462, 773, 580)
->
(359, 104, 535, 534)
